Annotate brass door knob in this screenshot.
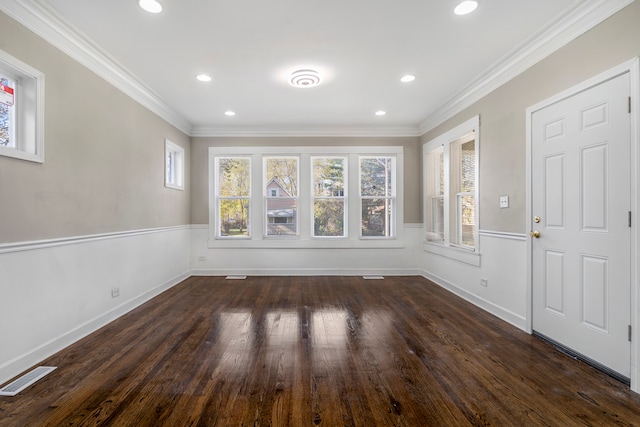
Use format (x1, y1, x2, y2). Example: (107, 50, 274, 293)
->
(529, 230, 541, 238)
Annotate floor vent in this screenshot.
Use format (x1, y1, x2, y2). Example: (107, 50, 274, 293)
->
(226, 275, 247, 280)
(0, 366, 57, 396)
(363, 275, 384, 280)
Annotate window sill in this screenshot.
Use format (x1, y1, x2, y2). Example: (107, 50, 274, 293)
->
(423, 241, 481, 266)
(208, 237, 405, 250)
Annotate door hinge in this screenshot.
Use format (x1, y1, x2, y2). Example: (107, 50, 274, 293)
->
(629, 211, 632, 227)
(630, 96, 632, 114)
(629, 325, 632, 342)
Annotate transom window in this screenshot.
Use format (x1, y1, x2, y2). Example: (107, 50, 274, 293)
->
(209, 146, 404, 249)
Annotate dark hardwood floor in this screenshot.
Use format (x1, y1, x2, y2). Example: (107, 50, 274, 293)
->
(2, 275, 640, 426)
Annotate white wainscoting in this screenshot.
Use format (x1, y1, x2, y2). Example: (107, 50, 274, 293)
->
(420, 230, 528, 330)
(190, 224, 424, 276)
(0, 226, 191, 386)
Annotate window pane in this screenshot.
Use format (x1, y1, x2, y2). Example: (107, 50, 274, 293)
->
(166, 151, 175, 184)
(361, 198, 392, 237)
(314, 199, 345, 237)
(219, 199, 250, 237)
(313, 157, 345, 197)
(266, 157, 298, 196)
(427, 196, 444, 242)
(461, 140, 475, 192)
(265, 157, 298, 237)
(0, 75, 15, 148)
(218, 158, 251, 197)
(266, 198, 297, 236)
(360, 157, 393, 197)
(458, 194, 475, 247)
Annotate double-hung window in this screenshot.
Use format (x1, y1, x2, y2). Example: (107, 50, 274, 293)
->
(265, 156, 299, 237)
(423, 116, 479, 264)
(216, 157, 251, 238)
(312, 156, 346, 237)
(360, 156, 396, 238)
(209, 146, 403, 248)
(0, 50, 44, 163)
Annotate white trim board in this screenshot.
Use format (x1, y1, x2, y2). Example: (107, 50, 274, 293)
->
(525, 57, 640, 393)
(0, 225, 191, 254)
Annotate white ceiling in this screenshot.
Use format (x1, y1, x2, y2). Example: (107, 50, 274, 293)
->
(2, 0, 631, 136)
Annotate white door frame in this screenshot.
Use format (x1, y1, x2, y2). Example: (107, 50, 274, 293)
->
(525, 57, 640, 392)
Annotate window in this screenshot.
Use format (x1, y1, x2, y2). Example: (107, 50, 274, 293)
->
(360, 156, 396, 238)
(209, 146, 403, 248)
(423, 116, 479, 264)
(0, 50, 44, 163)
(265, 156, 298, 237)
(165, 139, 184, 190)
(312, 156, 346, 237)
(216, 157, 251, 238)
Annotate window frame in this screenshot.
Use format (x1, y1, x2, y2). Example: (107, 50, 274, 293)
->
(215, 156, 252, 240)
(359, 156, 397, 239)
(0, 49, 45, 163)
(264, 155, 300, 239)
(311, 155, 348, 239)
(209, 146, 404, 249)
(164, 139, 185, 190)
(423, 115, 480, 266)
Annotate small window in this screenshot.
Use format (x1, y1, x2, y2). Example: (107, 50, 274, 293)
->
(165, 139, 184, 190)
(0, 50, 44, 163)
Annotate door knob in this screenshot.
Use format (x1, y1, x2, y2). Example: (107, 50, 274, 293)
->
(529, 230, 541, 238)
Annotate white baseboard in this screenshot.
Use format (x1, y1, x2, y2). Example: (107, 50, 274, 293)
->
(420, 269, 527, 331)
(0, 271, 190, 387)
(191, 268, 424, 277)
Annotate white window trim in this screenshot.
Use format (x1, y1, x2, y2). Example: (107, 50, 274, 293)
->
(311, 155, 348, 239)
(164, 139, 184, 190)
(264, 155, 300, 239)
(423, 115, 480, 266)
(0, 49, 45, 163)
(208, 146, 404, 249)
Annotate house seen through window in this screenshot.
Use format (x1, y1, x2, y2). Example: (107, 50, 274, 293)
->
(209, 146, 404, 247)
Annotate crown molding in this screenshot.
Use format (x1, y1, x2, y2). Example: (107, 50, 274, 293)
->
(417, 0, 635, 135)
(0, 0, 193, 135)
(190, 125, 421, 138)
(1, 0, 633, 138)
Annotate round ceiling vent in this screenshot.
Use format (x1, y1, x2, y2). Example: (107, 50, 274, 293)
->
(289, 69, 321, 88)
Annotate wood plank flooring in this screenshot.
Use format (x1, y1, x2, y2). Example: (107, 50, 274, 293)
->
(2, 275, 640, 426)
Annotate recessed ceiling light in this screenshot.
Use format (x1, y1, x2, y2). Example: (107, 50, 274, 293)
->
(225, 111, 236, 116)
(196, 74, 212, 82)
(400, 75, 416, 83)
(375, 111, 386, 116)
(454, 1, 478, 15)
(289, 69, 322, 88)
(139, 0, 163, 14)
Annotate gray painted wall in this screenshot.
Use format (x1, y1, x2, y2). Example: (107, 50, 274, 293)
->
(422, 1, 640, 234)
(0, 12, 191, 244)
(190, 136, 422, 224)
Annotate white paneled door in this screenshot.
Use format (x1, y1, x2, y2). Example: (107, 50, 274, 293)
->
(531, 72, 631, 379)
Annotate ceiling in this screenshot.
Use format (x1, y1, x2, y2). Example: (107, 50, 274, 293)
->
(2, 0, 628, 136)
